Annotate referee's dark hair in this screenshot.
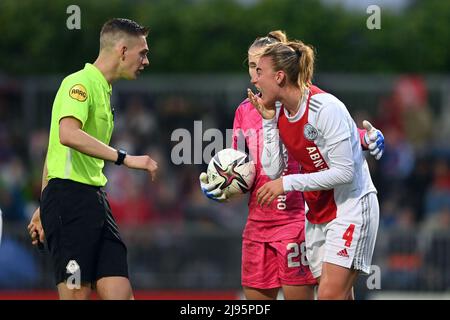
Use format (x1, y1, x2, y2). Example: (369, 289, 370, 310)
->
(100, 18, 149, 50)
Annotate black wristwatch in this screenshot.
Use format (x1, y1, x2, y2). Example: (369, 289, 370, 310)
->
(115, 149, 127, 166)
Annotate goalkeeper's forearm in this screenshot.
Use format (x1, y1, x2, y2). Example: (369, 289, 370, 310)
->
(261, 118, 286, 179)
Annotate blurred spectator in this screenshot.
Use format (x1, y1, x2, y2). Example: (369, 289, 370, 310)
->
(405, 156, 432, 222)
(376, 75, 433, 152)
(379, 198, 417, 230)
(377, 126, 415, 199)
(396, 206, 417, 230)
(396, 76, 434, 152)
(422, 218, 450, 290)
(125, 96, 158, 145)
(0, 127, 14, 163)
(379, 197, 398, 229)
(0, 236, 40, 288)
(0, 157, 27, 222)
(383, 230, 422, 290)
(145, 146, 184, 223)
(437, 85, 450, 149)
(424, 157, 450, 217)
(421, 206, 450, 233)
(28, 129, 49, 202)
(105, 166, 155, 227)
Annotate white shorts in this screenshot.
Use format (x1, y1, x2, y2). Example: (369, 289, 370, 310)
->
(305, 192, 379, 278)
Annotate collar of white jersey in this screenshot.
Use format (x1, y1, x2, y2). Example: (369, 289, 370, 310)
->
(283, 88, 310, 123)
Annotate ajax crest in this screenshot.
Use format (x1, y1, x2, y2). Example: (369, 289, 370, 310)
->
(304, 123, 318, 141)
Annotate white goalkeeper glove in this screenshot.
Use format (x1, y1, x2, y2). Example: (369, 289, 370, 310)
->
(363, 120, 385, 160)
(199, 172, 228, 202)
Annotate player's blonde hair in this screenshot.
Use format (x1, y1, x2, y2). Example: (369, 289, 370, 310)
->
(249, 30, 288, 51)
(261, 40, 315, 94)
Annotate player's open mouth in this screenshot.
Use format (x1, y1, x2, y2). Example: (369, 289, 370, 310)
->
(256, 88, 263, 97)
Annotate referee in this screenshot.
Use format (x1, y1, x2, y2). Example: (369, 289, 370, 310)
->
(27, 18, 157, 300)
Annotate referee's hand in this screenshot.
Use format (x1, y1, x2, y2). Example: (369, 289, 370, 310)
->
(124, 155, 158, 181)
(27, 207, 45, 246)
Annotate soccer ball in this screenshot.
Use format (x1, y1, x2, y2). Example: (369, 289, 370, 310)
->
(207, 148, 256, 198)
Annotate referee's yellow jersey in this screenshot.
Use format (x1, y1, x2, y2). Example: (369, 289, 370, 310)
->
(47, 63, 114, 186)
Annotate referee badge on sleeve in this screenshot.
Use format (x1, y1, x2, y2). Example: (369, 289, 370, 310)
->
(69, 84, 88, 102)
(304, 123, 318, 141)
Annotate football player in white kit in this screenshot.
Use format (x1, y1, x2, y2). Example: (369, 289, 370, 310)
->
(249, 40, 380, 300)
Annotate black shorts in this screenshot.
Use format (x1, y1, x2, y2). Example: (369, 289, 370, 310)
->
(40, 178, 128, 285)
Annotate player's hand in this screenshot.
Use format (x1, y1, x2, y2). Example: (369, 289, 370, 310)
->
(363, 120, 385, 160)
(27, 207, 45, 246)
(247, 88, 276, 120)
(124, 155, 158, 181)
(199, 172, 228, 202)
(256, 178, 284, 207)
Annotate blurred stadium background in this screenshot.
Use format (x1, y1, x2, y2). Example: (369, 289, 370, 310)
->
(1, 0, 450, 299)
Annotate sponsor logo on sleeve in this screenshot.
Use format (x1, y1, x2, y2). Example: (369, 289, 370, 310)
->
(69, 84, 88, 102)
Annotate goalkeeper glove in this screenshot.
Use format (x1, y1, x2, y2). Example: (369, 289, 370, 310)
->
(363, 120, 385, 160)
(199, 172, 228, 202)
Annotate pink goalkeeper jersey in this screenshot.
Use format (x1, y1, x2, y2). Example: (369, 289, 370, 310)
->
(232, 99, 305, 242)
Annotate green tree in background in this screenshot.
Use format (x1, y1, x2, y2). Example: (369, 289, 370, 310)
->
(0, 0, 449, 75)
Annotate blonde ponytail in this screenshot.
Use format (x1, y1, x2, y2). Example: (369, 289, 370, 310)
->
(290, 41, 315, 93)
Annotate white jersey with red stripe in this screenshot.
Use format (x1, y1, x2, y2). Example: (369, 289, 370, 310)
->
(261, 85, 377, 224)
(232, 98, 305, 242)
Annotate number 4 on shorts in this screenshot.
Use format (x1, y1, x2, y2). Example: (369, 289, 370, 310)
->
(343, 224, 355, 247)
